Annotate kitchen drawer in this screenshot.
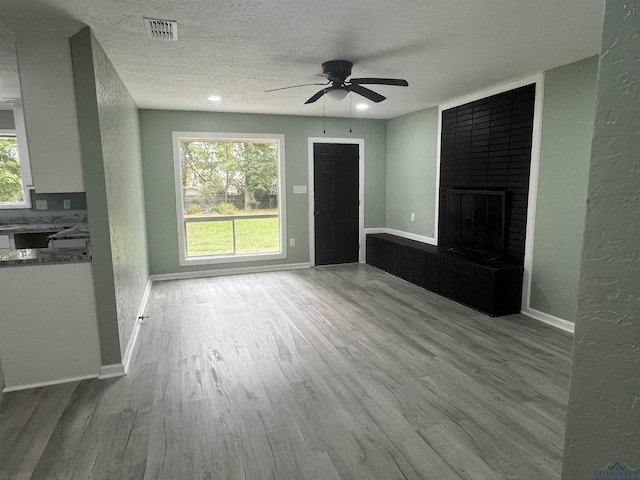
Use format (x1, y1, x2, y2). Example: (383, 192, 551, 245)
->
(49, 238, 88, 249)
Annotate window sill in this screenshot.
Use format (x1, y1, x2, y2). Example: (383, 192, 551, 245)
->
(179, 250, 287, 267)
(0, 201, 31, 210)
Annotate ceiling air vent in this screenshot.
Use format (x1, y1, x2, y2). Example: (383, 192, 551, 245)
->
(143, 18, 178, 41)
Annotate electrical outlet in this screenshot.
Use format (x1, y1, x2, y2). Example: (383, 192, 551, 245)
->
(136, 272, 140, 285)
(63, 199, 71, 209)
(35, 199, 48, 210)
(410, 212, 415, 222)
(289, 238, 296, 247)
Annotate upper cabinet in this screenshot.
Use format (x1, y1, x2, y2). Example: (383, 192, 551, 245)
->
(15, 36, 85, 193)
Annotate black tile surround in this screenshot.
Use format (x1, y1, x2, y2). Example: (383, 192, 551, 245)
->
(366, 234, 523, 317)
(366, 85, 535, 316)
(439, 83, 535, 264)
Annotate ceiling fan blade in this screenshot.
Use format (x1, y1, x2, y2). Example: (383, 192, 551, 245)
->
(305, 89, 327, 104)
(265, 82, 328, 93)
(346, 84, 386, 103)
(350, 78, 409, 87)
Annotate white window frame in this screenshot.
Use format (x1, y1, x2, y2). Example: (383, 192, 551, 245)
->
(0, 106, 33, 209)
(172, 131, 287, 266)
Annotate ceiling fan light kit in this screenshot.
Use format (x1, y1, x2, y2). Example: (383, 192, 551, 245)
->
(266, 60, 408, 105)
(326, 88, 349, 101)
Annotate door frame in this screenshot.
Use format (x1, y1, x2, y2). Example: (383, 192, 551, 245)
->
(308, 137, 365, 267)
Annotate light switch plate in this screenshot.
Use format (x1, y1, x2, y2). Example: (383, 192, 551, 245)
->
(293, 185, 307, 194)
(35, 199, 48, 210)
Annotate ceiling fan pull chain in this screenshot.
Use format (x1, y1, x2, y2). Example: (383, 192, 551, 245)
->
(349, 93, 352, 133)
(323, 95, 326, 134)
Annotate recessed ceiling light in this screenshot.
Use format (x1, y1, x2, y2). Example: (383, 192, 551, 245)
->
(355, 103, 369, 110)
(208, 95, 222, 102)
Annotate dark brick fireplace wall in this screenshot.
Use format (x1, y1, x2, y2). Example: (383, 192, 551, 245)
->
(438, 84, 536, 264)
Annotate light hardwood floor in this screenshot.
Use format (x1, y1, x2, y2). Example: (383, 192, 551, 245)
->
(0, 264, 573, 479)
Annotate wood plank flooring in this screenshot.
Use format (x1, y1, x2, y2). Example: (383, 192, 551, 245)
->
(0, 264, 573, 479)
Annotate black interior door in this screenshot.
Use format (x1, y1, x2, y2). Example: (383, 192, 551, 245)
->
(314, 143, 359, 266)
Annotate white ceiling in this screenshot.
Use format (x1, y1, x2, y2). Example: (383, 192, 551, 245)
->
(0, 0, 605, 119)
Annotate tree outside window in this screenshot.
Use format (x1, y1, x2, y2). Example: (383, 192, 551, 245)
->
(0, 136, 25, 204)
(174, 134, 285, 262)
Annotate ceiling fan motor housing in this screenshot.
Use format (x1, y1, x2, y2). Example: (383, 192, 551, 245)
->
(266, 59, 406, 104)
(322, 60, 353, 83)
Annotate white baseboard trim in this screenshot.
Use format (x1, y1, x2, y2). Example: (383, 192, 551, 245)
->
(2, 373, 99, 393)
(363, 227, 437, 246)
(521, 307, 575, 334)
(121, 277, 152, 374)
(99, 363, 125, 379)
(150, 262, 311, 282)
(385, 228, 437, 245)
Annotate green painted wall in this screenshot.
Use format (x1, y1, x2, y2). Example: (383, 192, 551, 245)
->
(90, 32, 149, 354)
(71, 27, 150, 364)
(385, 107, 439, 238)
(562, 2, 640, 476)
(530, 56, 598, 321)
(0, 109, 15, 129)
(139, 110, 386, 275)
(70, 28, 121, 366)
(0, 191, 87, 219)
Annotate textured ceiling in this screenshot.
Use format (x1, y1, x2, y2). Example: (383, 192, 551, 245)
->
(0, 0, 605, 119)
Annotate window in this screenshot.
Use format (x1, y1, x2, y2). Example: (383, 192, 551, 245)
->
(0, 107, 32, 209)
(173, 132, 286, 265)
(0, 130, 30, 209)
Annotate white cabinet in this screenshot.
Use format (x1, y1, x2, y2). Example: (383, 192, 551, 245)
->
(0, 235, 9, 252)
(15, 36, 85, 193)
(0, 263, 101, 390)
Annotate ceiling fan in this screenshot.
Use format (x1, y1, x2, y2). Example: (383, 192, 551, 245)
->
(266, 60, 408, 104)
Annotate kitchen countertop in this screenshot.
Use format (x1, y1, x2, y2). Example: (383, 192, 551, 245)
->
(0, 223, 83, 235)
(0, 214, 91, 265)
(0, 246, 91, 266)
(47, 223, 90, 240)
(0, 214, 87, 230)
